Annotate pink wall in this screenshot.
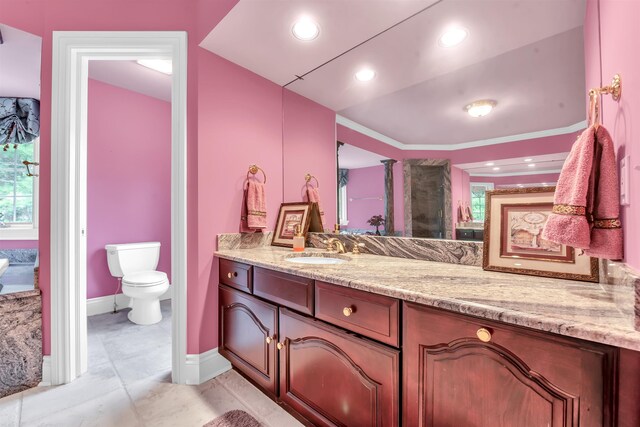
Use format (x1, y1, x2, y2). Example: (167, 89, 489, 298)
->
(0, 240, 39, 249)
(345, 166, 385, 232)
(283, 89, 337, 229)
(198, 52, 284, 352)
(0, 0, 240, 355)
(471, 173, 561, 187)
(592, 0, 640, 269)
(86, 79, 171, 299)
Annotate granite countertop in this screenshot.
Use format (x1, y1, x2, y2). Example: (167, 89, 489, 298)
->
(215, 246, 640, 351)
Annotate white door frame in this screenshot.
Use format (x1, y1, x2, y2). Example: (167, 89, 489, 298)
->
(50, 31, 188, 384)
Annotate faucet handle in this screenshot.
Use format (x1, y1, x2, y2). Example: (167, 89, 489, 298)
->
(351, 241, 365, 255)
(323, 239, 336, 252)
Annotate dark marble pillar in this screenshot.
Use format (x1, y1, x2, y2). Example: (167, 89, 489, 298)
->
(381, 159, 398, 236)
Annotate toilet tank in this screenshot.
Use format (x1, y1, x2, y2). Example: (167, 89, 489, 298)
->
(105, 242, 161, 277)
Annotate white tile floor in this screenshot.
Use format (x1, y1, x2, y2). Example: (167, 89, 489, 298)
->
(0, 301, 302, 427)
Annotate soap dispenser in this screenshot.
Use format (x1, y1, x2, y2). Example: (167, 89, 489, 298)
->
(293, 224, 305, 252)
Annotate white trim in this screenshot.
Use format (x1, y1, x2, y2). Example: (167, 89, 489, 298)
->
(470, 169, 563, 178)
(39, 356, 51, 387)
(50, 31, 188, 385)
(337, 114, 586, 151)
(0, 227, 38, 240)
(86, 288, 172, 317)
(184, 348, 232, 385)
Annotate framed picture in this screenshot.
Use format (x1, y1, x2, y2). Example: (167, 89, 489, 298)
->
(272, 202, 313, 247)
(483, 187, 598, 282)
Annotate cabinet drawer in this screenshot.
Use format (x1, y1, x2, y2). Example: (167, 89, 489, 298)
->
(315, 281, 400, 347)
(219, 259, 252, 293)
(253, 267, 314, 315)
(456, 229, 474, 240)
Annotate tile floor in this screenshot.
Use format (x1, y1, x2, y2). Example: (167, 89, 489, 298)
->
(0, 300, 302, 427)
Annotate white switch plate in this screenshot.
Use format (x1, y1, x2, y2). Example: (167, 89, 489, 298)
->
(620, 155, 630, 206)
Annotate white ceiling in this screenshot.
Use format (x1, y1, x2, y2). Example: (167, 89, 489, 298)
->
(339, 144, 389, 169)
(0, 24, 42, 99)
(88, 60, 172, 102)
(455, 152, 569, 176)
(200, 0, 438, 86)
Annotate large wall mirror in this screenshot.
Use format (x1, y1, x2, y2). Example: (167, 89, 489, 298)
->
(283, 0, 593, 241)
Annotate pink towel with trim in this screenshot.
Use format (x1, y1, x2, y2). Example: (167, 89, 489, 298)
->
(542, 125, 623, 259)
(240, 181, 266, 232)
(305, 186, 325, 228)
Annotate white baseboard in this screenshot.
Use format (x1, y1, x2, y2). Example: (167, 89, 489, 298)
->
(39, 355, 51, 386)
(87, 286, 172, 317)
(184, 348, 231, 385)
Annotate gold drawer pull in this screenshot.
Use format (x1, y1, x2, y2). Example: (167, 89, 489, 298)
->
(476, 328, 492, 343)
(277, 342, 284, 350)
(343, 306, 354, 317)
(266, 336, 273, 344)
(227, 272, 238, 279)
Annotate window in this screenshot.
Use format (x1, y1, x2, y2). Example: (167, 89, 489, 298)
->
(470, 182, 493, 222)
(0, 140, 38, 239)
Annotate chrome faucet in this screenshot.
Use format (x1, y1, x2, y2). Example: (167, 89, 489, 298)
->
(325, 238, 347, 254)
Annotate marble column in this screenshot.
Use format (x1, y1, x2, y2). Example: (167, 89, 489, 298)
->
(381, 159, 397, 236)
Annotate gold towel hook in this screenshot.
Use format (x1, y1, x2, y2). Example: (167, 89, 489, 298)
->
(247, 164, 267, 184)
(588, 74, 622, 129)
(305, 173, 319, 188)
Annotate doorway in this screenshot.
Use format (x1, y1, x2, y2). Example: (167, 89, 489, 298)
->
(49, 32, 188, 385)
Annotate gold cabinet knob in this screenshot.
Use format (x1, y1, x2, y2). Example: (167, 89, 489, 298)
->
(476, 328, 492, 343)
(343, 306, 353, 317)
(227, 272, 238, 279)
(265, 336, 273, 344)
(276, 342, 284, 350)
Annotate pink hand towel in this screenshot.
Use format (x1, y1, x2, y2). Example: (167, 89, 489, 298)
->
(305, 186, 325, 228)
(240, 180, 266, 232)
(542, 126, 596, 249)
(542, 125, 623, 260)
(585, 126, 623, 259)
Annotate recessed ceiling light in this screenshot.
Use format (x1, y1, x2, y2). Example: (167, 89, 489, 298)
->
(518, 184, 524, 187)
(464, 100, 497, 118)
(355, 68, 376, 82)
(492, 167, 500, 171)
(514, 263, 522, 266)
(136, 59, 172, 75)
(292, 17, 320, 41)
(524, 158, 533, 162)
(528, 163, 536, 168)
(438, 27, 468, 48)
(485, 162, 494, 166)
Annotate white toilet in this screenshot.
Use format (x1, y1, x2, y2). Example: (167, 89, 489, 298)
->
(105, 242, 170, 325)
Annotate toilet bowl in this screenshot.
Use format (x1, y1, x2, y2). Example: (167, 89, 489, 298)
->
(105, 242, 170, 325)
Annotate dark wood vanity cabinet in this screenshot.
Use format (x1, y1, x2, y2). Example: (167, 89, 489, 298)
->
(279, 308, 400, 427)
(219, 285, 278, 394)
(403, 302, 617, 427)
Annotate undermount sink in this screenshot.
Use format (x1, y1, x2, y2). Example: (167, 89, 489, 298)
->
(284, 254, 349, 265)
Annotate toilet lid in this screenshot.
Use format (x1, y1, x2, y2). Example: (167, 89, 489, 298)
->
(122, 271, 168, 287)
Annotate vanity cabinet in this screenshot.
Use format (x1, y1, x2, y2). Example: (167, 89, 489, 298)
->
(219, 285, 278, 394)
(403, 302, 617, 427)
(278, 308, 400, 427)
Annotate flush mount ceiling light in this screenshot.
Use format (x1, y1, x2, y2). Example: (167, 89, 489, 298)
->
(136, 59, 172, 75)
(438, 27, 468, 48)
(355, 68, 376, 82)
(292, 17, 320, 41)
(464, 99, 497, 118)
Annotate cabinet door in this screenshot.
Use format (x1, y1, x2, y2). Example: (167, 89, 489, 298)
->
(279, 308, 400, 427)
(219, 285, 278, 394)
(403, 302, 616, 427)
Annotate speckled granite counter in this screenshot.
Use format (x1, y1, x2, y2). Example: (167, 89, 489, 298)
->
(215, 246, 640, 352)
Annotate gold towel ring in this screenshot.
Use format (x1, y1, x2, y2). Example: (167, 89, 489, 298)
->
(305, 173, 319, 188)
(247, 164, 267, 184)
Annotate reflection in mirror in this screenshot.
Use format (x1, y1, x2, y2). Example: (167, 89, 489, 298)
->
(284, 0, 588, 241)
(0, 23, 42, 294)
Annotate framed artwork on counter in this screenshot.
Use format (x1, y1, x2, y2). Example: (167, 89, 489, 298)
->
(272, 202, 313, 247)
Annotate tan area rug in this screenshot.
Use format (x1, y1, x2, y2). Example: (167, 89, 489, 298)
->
(203, 410, 262, 427)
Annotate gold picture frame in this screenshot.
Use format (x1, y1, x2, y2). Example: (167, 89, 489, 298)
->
(483, 187, 599, 282)
(271, 202, 313, 248)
